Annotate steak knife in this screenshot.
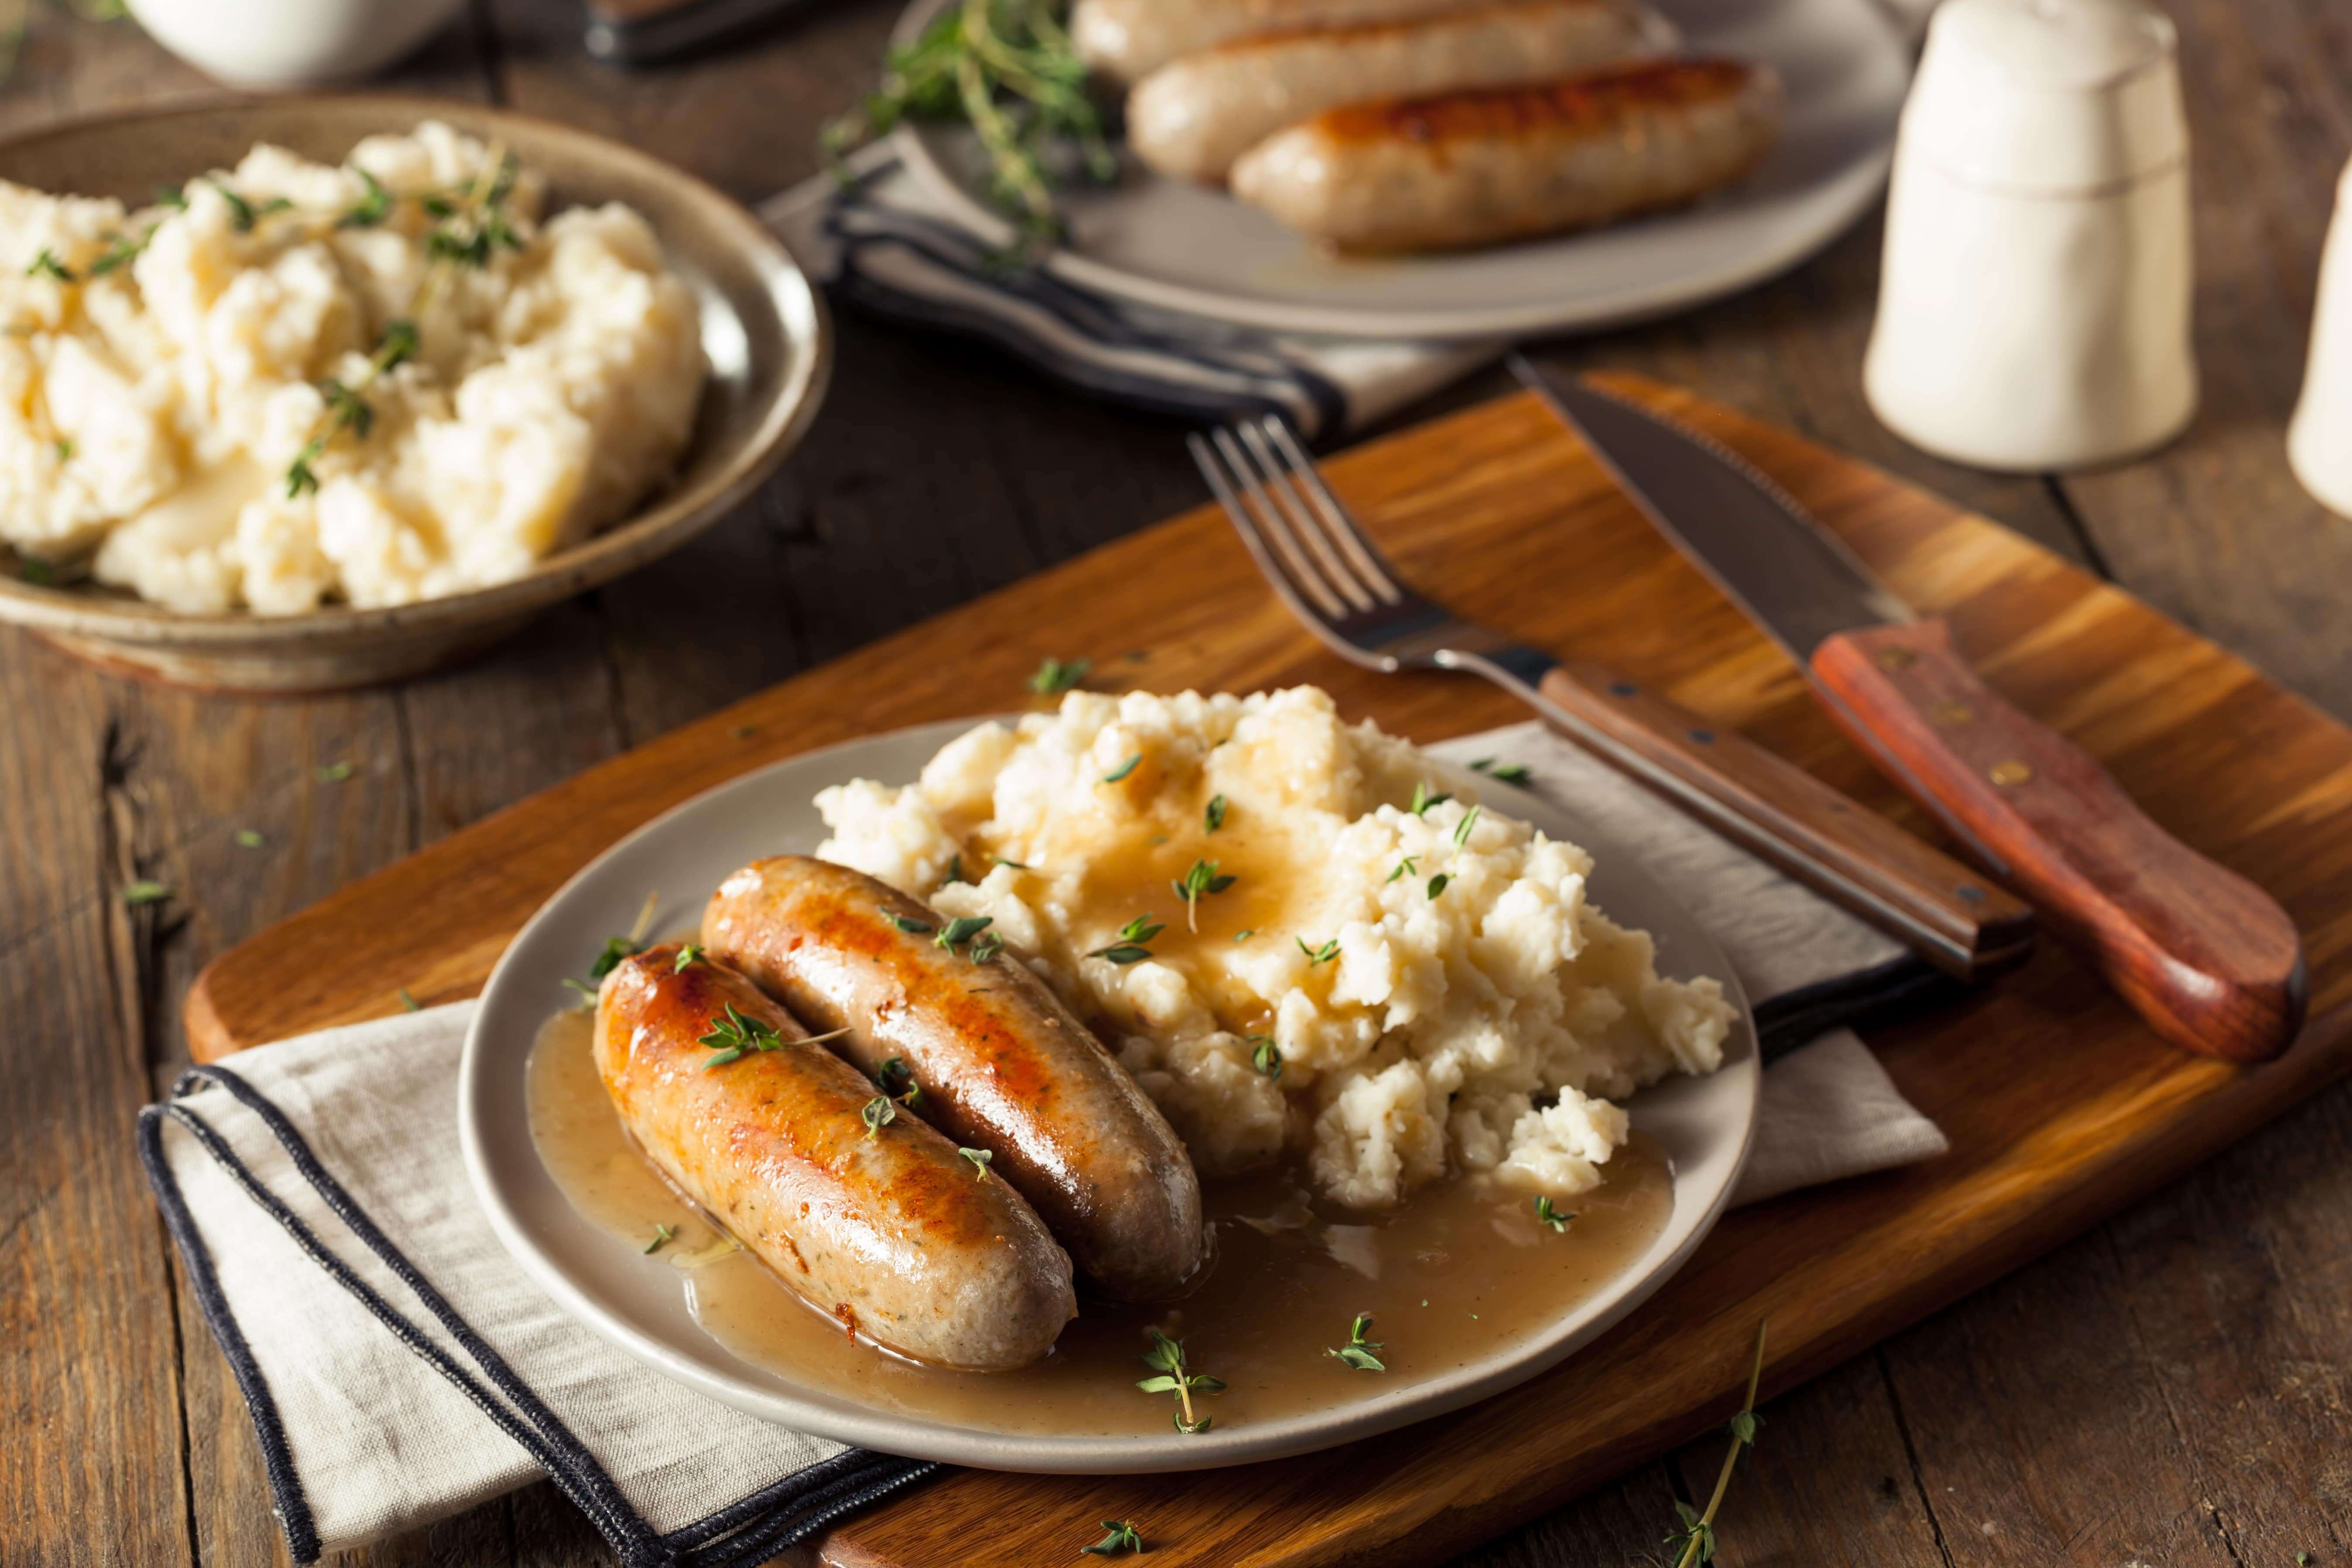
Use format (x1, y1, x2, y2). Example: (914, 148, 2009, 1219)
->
(1513, 359, 2307, 1063)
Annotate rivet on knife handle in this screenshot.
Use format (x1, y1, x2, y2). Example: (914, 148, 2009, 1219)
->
(1812, 620, 2308, 1062)
(1534, 661, 2035, 980)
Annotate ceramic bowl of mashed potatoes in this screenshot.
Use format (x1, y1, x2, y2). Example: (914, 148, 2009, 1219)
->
(0, 96, 829, 692)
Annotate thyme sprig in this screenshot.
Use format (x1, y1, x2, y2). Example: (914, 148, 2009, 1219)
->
(1663, 1322, 1769, 1568)
(878, 1056, 924, 1108)
(1408, 780, 1450, 817)
(643, 1223, 676, 1255)
(821, 0, 1114, 253)
(1172, 858, 1234, 933)
(1204, 793, 1229, 833)
(1089, 913, 1163, 965)
(1470, 758, 1531, 786)
(286, 318, 417, 497)
(1326, 1313, 1385, 1372)
(937, 914, 994, 951)
(1297, 936, 1339, 967)
(1249, 1034, 1281, 1079)
(1137, 1329, 1223, 1434)
(1534, 1195, 1573, 1232)
(1028, 655, 1090, 694)
(862, 1096, 897, 1138)
(700, 1004, 782, 1067)
(1079, 1518, 1145, 1556)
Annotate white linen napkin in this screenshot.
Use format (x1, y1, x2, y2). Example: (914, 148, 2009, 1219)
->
(140, 720, 1946, 1562)
(761, 146, 1499, 441)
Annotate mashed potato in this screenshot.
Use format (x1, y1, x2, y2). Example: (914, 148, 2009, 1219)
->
(0, 123, 703, 612)
(814, 687, 1734, 1209)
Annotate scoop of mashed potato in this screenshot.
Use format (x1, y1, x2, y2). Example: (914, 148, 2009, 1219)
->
(813, 687, 1734, 1209)
(0, 122, 704, 612)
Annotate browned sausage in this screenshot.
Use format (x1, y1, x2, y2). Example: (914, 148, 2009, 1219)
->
(1229, 59, 1784, 253)
(595, 944, 1075, 1370)
(702, 857, 1206, 1302)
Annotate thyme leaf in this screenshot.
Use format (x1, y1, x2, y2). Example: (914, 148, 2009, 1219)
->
(862, 1096, 897, 1138)
(643, 1223, 676, 1255)
(1326, 1312, 1385, 1373)
(1028, 655, 1091, 695)
(1203, 793, 1228, 833)
(1534, 1195, 1573, 1232)
(700, 1004, 783, 1068)
(1249, 1035, 1281, 1079)
(1079, 1519, 1145, 1556)
(1100, 753, 1142, 784)
(1137, 1328, 1220, 1433)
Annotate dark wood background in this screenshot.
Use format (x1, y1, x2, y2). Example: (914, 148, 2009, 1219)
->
(4, 0, 2348, 1564)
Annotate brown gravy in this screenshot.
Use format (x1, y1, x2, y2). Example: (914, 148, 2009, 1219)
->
(527, 1008, 1671, 1436)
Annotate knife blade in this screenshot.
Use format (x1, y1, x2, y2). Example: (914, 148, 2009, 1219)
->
(1512, 357, 2307, 1064)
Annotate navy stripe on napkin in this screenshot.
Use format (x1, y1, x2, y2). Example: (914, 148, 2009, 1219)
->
(138, 1065, 933, 1568)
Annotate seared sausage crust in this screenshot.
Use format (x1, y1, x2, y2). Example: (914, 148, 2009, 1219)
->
(1230, 59, 1785, 252)
(702, 857, 1207, 1302)
(1127, 0, 1673, 184)
(595, 945, 1075, 1370)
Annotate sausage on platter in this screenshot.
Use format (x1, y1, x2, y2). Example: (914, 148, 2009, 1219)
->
(595, 944, 1076, 1370)
(1127, 0, 1675, 184)
(1229, 58, 1785, 253)
(1073, 0, 1508, 81)
(701, 857, 1207, 1302)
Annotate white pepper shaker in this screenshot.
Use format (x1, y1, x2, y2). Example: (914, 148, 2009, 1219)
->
(1864, 0, 2196, 471)
(2287, 154, 2352, 518)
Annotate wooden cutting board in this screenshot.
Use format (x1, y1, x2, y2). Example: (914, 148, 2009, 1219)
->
(185, 378, 2352, 1568)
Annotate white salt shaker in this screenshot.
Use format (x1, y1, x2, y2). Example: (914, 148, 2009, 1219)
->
(2288, 154, 2352, 517)
(1864, 0, 2196, 471)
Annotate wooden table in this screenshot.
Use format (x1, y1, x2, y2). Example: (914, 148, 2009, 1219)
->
(4, 3, 2348, 1566)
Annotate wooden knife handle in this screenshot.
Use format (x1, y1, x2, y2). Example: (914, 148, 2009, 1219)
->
(1810, 619, 2307, 1062)
(1534, 663, 2036, 980)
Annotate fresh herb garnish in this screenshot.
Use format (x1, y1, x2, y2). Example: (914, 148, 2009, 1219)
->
(1232, 929, 1254, 942)
(314, 760, 353, 782)
(1408, 780, 1450, 817)
(881, 906, 935, 936)
(673, 945, 705, 971)
(121, 880, 173, 906)
(968, 929, 1005, 965)
(862, 1096, 897, 1138)
(1079, 1519, 1145, 1556)
(26, 248, 73, 282)
(1028, 655, 1091, 695)
(700, 1004, 783, 1068)
(422, 150, 522, 268)
(589, 936, 640, 981)
(1137, 1328, 1223, 1433)
(1171, 859, 1234, 932)
(995, 855, 1031, 870)
(87, 226, 158, 277)
(1249, 1035, 1281, 1079)
(1385, 855, 1417, 885)
(157, 184, 188, 211)
(1470, 758, 1531, 786)
(1663, 1322, 1768, 1568)
(820, 0, 1117, 252)
(1451, 805, 1482, 849)
(287, 319, 417, 497)
(878, 1056, 923, 1107)
(234, 829, 264, 848)
(1100, 753, 1142, 784)
(336, 169, 395, 229)
(960, 1147, 993, 1179)
(936, 915, 994, 950)
(643, 1223, 676, 1255)
(1297, 936, 1339, 967)
(1534, 1196, 1573, 1232)
(942, 853, 967, 885)
(51, 438, 68, 461)
(398, 987, 422, 1012)
(19, 557, 53, 586)
(1326, 1313, 1386, 1372)
(1204, 794, 1229, 833)
(1426, 873, 1449, 899)
(1089, 913, 1164, 965)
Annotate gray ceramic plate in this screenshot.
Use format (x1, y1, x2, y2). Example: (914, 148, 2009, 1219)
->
(894, 0, 1910, 340)
(460, 718, 1759, 1472)
(0, 96, 830, 693)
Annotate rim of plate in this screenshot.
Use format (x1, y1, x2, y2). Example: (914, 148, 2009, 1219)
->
(887, 0, 1908, 341)
(461, 717, 1758, 1472)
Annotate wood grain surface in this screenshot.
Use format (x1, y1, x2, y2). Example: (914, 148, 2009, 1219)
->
(4, 0, 2351, 1566)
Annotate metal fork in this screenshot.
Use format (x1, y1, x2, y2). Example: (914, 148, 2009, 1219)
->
(1189, 414, 2036, 982)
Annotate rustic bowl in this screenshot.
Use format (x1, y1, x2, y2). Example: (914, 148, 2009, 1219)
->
(0, 95, 830, 693)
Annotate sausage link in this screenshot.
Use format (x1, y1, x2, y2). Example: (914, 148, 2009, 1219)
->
(1075, 0, 1502, 82)
(595, 945, 1075, 1370)
(1230, 59, 1785, 253)
(1127, 0, 1674, 184)
(702, 857, 1207, 1302)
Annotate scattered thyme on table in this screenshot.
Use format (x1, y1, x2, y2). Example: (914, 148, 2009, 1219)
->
(1663, 1322, 1769, 1568)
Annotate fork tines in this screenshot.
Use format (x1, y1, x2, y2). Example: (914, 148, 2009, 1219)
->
(1188, 415, 1408, 627)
